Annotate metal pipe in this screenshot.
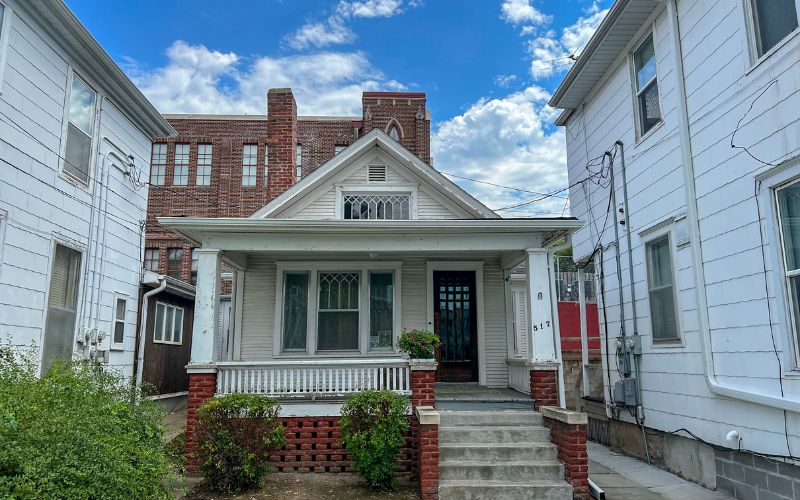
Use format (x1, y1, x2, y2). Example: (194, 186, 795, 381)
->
(136, 277, 167, 386)
(578, 267, 590, 397)
(607, 151, 631, 376)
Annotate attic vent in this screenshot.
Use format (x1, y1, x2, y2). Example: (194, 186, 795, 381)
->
(368, 164, 387, 182)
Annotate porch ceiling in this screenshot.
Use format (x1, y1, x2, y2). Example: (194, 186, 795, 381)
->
(157, 217, 582, 255)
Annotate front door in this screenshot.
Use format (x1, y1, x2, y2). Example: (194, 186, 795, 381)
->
(433, 271, 478, 382)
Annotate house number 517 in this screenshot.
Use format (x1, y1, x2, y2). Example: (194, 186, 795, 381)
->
(532, 321, 551, 332)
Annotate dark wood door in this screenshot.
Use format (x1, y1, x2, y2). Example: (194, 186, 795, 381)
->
(433, 271, 478, 382)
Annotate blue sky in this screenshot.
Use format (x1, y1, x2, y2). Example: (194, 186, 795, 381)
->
(66, 0, 611, 216)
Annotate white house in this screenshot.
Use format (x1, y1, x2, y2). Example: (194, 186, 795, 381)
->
(550, 0, 800, 494)
(0, 0, 174, 375)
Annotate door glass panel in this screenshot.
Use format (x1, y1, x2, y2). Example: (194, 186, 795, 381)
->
(369, 272, 393, 349)
(282, 273, 308, 351)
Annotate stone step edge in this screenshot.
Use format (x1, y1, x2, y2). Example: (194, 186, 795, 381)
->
(439, 460, 563, 467)
(439, 442, 556, 448)
(439, 479, 572, 487)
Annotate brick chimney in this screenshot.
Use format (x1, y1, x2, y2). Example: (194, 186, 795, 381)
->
(267, 88, 298, 200)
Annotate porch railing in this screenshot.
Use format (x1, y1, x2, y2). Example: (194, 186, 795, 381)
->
(215, 358, 412, 397)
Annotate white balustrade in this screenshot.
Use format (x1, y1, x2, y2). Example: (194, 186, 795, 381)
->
(507, 358, 531, 394)
(215, 358, 411, 397)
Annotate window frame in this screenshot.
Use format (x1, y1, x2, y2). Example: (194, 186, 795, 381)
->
(172, 143, 190, 186)
(643, 229, 682, 345)
(150, 143, 167, 186)
(264, 144, 269, 186)
(111, 293, 128, 349)
(274, 261, 402, 357)
(144, 248, 159, 272)
(773, 172, 800, 369)
(0, 1, 12, 95)
(190, 249, 198, 285)
(744, 0, 800, 64)
(335, 185, 419, 219)
(153, 301, 184, 345)
(295, 144, 302, 181)
(166, 248, 183, 280)
(629, 30, 663, 142)
(242, 143, 258, 187)
(196, 143, 212, 186)
(59, 70, 99, 189)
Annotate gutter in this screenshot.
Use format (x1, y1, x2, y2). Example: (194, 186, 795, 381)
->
(136, 277, 167, 387)
(667, 0, 800, 413)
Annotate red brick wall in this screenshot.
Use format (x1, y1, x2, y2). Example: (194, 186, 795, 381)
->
(272, 416, 414, 475)
(185, 372, 217, 473)
(410, 370, 436, 408)
(543, 417, 589, 500)
(145, 89, 432, 285)
(530, 369, 559, 410)
(417, 422, 439, 500)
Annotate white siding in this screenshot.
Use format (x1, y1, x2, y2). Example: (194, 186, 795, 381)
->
(563, 0, 800, 456)
(0, 1, 153, 376)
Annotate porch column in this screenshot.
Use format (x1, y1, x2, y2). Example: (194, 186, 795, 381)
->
(525, 248, 563, 409)
(185, 248, 221, 474)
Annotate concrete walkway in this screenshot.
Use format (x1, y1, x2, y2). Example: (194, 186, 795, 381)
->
(589, 442, 732, 500)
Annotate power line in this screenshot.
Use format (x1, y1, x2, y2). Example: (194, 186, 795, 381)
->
(440, 171, 568, 198)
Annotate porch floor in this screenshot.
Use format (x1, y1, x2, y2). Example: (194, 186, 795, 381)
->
(434, 383, 535, 411)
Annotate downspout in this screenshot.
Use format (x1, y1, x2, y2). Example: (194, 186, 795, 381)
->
(136, 277, 167, 387)
(667, 0, 800, 412)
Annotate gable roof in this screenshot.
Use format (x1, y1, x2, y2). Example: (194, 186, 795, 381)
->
(549, 0, 661, 119)
(251, 129, 499, 219)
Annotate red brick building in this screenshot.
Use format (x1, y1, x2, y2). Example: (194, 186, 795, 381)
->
(143, 88, 431, 281)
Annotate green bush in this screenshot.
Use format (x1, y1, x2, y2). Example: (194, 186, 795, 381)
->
(340, 390, 410, 490)
(195, 393, 284, 493)
(0, 345, 173, 499)
(397, 329, 440, 359)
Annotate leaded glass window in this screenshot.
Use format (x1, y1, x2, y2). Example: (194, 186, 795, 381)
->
(343, 194, 410, 220)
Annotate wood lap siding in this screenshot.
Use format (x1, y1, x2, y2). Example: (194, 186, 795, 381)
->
(240, 256, 277, 361)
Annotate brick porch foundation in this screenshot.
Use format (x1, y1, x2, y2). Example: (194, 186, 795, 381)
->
(184, 370, 217, 473)
(530, 368, 559, 410)
(541, 406, 589, 500)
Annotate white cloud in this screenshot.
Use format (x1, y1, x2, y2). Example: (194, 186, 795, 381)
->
(500, 0, 551, 25)
(125, 41, 405, 116)
(431, 86, 569, 216)
(287, 0, 413, 50)
(526, 2, 608, 79)
(494, 74, 518, 88)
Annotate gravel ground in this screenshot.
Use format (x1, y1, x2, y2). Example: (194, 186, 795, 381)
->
(183, 473, 420, 500)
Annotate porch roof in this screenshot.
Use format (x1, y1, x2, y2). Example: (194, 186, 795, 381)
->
(158, 217, 583, 255)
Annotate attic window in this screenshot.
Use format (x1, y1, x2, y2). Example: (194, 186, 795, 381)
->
(368, 165, 387, 182)
(343, 194, 410, 220)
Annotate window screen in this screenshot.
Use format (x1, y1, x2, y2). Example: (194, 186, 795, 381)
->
(752, 0, 798, 56)
(63, 74, 96, 185)
(646, 236, 678, 340)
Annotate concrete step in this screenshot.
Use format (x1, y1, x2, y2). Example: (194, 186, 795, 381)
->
(439, 425, 550, 444)
(439, 479, 572, 500)
(439, 460, 563, 481)
(439, 410, 543, 427)
(440, 442, 558, 461)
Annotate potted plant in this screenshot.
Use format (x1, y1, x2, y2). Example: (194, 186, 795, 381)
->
(397, 329, 440, 369)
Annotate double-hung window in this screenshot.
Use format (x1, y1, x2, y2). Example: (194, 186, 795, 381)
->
(632, 34, 661, 137)
(242, 144, 257, 186)
(166, 248, 183, 279)
(749, 0, 799, 57)
(278, 264, 399, 354)
(196, 144, 212, 186)
(112, 296, 127, 346)
(153, 302, 183, 344)
(144, 248, 159, 272)
(63, 73, 97, 185)
(645, 235, 679, 341)
(173, 144, 189, 186)
(776, 180, 800, 366)
(264, 145, 269, 186)
(150, 144, 167, 185)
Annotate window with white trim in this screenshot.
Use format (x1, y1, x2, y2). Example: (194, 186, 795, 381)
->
(190, 249, 198, 285)
(173, 144, 189, 186)
(343, 193, 411, 220)
(153, 302, 183, 344)
(749, 0, 799, 57)
(63, 72, 97, 185)
(150, 144, 167, 185)
(196, 144, 212, 186)
(776, 179, 800, 366)
(645, 235, 679, 341)
(144, 248, 159, 272)
(242, 144, 257, 186)
(112, 296, 126, 346)
(278, 264, 399, 354)
(632, 34, 661, 137)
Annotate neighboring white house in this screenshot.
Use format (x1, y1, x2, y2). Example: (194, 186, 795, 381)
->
(0, 0, 174, 375)
(550, 0, 800, 493)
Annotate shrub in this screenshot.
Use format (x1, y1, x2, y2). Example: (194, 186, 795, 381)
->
(0, 344, 173, 499)
(397, 329, 440, 359)
(195, 393, 284, 493)
(164, 431, 186, 471)
(340, 390, 410, 490)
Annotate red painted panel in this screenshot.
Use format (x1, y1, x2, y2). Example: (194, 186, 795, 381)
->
(557, 302, 600, 353)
